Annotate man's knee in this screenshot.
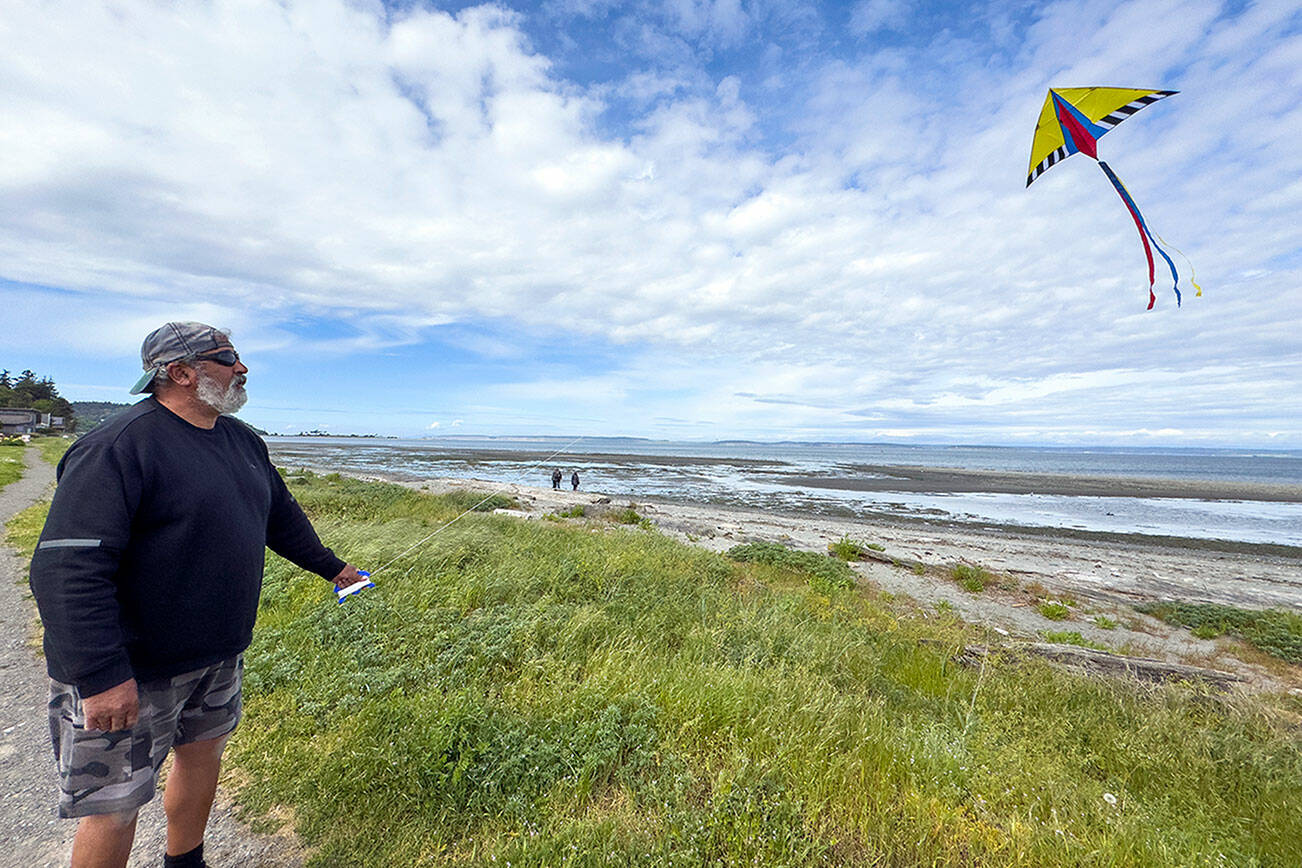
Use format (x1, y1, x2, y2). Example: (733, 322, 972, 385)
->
(79, 807, 139, 831)
(172, 733, 229, 767)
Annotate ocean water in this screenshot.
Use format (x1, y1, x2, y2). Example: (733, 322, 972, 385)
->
(264, 437, 1302, 548)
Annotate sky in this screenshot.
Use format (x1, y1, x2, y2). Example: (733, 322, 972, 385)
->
(3, 0, 1301, 445)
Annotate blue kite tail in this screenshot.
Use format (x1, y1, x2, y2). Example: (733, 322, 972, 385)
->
(1098, 161, 1181, 307)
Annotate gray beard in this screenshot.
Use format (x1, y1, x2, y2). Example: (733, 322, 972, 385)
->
(195, 368, 248, 415)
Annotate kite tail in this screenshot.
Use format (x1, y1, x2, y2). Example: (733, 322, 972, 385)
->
(1098, 160, 1180, 309)
(1145, 226, 1181, 306)
(1152, 231, 1203, 298)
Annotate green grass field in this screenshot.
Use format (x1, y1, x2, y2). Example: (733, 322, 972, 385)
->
(0, 442, 25, 491)
(0, 436, 69, 496)
(212, 472, 1302, 867)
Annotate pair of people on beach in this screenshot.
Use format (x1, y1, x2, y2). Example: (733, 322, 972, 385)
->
(551, 468, 580, 490)
(29, 322, 365, 868)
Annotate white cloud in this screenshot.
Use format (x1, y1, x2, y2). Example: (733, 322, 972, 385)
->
(848, 0, 911, 36)
(1, 0, 1300, 443)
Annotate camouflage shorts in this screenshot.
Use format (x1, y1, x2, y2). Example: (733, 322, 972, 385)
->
(48, 655, 243, 818)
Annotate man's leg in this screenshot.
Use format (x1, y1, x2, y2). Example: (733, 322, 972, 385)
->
(70, 809, 138, 868)
(163, 733, 229, 857)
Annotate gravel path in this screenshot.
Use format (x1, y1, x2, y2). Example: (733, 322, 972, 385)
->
(0, 448, 305, 868)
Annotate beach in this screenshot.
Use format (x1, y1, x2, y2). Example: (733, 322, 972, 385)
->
(342, 469, 1302, 693)
(787, 463, 1302, 503)
(265, 437, 1302, 548)
(263, 436, 1302, 689)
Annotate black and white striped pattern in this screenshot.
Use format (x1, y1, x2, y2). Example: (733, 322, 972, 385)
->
(1095, 90, 1178, 130)
(1025, 90, 1178, 187)
(1027, 145, 1069, 187)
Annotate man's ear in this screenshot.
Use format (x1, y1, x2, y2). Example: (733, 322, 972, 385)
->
(165, 361, 198, 388)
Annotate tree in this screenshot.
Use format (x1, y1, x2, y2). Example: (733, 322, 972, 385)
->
(0, 368, 77, 430)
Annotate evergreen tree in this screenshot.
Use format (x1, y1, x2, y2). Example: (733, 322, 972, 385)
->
(0, 368, 77, 430)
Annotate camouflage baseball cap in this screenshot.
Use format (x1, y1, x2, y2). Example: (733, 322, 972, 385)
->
(130, 322, 231, 394)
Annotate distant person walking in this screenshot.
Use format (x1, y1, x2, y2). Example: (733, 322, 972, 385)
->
(571, 471, 580, 491)
(551, 468, 562, 490)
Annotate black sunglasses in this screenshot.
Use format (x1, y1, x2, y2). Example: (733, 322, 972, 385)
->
(193, 349, 241, 366)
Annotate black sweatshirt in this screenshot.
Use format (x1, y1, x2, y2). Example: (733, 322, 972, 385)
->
(30, 398, 345, 695)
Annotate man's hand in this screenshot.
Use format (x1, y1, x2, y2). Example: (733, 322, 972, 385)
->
(331, 564, 368, 590)
(82, 679, 139, 732)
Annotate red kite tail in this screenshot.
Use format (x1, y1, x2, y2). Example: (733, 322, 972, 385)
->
(1098, 160, 1157, 309)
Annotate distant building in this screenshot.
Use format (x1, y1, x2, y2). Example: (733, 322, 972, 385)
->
(1, 408, 41, 435)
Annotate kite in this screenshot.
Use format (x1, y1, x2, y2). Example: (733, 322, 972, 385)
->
(1027, 87, 1199, 309)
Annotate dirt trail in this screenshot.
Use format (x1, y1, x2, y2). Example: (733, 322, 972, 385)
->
(0, 447, 304, 868)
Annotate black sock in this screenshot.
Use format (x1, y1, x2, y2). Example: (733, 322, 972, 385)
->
(163, 842, 205, 868)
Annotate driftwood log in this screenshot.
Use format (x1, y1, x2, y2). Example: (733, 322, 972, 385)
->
(957, 642, 1246, 687)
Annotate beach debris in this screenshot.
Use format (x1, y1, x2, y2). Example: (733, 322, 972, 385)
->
(1027, 87, 1198, 309)
(957, 642, 1245, 687)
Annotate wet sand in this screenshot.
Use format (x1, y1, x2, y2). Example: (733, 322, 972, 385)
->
(786, 465, 1302, 502)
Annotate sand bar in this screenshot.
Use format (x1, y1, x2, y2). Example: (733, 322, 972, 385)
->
(783, 465, 1302, 502)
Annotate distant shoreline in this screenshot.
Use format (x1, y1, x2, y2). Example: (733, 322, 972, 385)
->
(786, 465, 1302, 503)
(269, 442, 1302, 502)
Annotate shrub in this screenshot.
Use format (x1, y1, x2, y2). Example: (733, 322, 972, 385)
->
(951, 563, 990, 593)
(610, 507, 647, 527)
(829, 535, 865, 560)
(1137, 602, 1302, 663)
(726, 541, 855, 592)
(829, 535, 884, 561)
(1038, 601, 1071, 621)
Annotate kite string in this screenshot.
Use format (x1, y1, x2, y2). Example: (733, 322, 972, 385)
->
(365, 434, 589, 578)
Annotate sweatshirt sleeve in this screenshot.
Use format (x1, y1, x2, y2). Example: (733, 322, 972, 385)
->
(29, 440, 140, 695)
(262, 452, 346, 580)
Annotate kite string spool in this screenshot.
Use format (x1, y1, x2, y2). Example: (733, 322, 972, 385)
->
(364, 434, 589, 579)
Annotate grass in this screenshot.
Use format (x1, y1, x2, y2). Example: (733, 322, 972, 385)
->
(608, 506, 651, 528)
(0, 442, 23, 491)
(829, 535, 884, 561)
(1038, 601, 1072, 621)
(951, 563, 991, 593)
(36, 435, 73, 467)
(726, 541, 855, 593)
(1041, 630, 1110, 651)
(1137, 601, 1302, 664)
(4, 436, 70, 561)
(6, 498, 48, 560)
(208, 475, 1302, 867)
